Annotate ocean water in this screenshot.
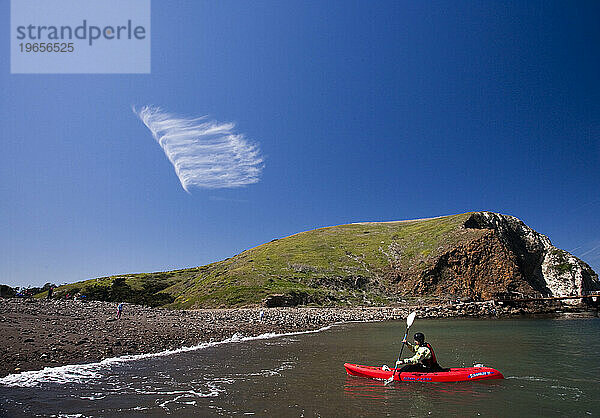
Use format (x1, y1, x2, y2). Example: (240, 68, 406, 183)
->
(1, 316, 598, 417)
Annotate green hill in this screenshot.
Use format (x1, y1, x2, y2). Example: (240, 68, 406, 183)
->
(48, 212, 599, 308)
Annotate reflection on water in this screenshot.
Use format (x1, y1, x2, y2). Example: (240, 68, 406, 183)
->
(343, 376, 390, 400)
(343, 375, 500, 404)
(1, 317, 598, 417)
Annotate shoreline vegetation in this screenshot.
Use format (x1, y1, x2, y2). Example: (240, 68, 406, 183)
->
(1, 298, 597, 378)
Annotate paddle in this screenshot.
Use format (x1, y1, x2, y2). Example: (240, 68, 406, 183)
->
(385, 311, 417, 384)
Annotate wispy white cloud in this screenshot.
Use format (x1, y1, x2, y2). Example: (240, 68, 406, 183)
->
(579, 242, 600, 259)
(133, 106, 264, 192)
(570, 240, 600, 274)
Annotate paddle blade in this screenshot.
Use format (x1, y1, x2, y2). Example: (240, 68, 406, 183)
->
(406, 311, 417, 328)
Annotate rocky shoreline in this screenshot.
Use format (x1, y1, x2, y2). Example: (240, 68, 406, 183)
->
(1, 298, 596, 378)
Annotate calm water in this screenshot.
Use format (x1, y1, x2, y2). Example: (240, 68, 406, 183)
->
(1, 316, 599, 417)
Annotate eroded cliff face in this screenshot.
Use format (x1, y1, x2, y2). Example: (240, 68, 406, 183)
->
(541, 248, 599, 301)
(396, 212, 599, 302)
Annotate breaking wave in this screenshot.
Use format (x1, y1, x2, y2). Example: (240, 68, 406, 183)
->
(0, 325, 335, 387)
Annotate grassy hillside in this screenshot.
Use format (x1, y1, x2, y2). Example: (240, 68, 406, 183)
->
(50, 213, 482, 308)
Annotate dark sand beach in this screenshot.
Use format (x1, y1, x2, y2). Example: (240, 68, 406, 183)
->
(0, 298, 592, 378)
(0, 299, 399, 377)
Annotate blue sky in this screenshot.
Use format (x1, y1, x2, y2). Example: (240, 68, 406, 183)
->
(2, 0, 599, 287)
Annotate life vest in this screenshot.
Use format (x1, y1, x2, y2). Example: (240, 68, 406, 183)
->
(421, 342, 439, 369)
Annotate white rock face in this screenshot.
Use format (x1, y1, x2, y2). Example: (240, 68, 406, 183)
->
(541, 250, 593, 304)
(466, 212, 599, 303)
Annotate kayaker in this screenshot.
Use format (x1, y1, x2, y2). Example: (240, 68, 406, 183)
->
(395, 332, 444, 372)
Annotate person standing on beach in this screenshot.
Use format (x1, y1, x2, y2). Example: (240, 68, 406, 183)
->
(116, 303, 124, 319)
(259, 310, 265, 321)
(47, 286, 53, 299)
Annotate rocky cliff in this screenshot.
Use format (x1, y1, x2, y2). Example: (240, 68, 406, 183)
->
(393, 212, 599, 302)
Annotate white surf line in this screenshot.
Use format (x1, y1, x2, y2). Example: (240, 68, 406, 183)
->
(0, 324, 339, 388)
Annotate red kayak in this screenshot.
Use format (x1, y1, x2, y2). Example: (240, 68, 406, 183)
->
(344, 363, 504, 383)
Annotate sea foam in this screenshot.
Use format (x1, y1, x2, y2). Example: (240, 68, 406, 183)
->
(0, 325, 335, 387)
